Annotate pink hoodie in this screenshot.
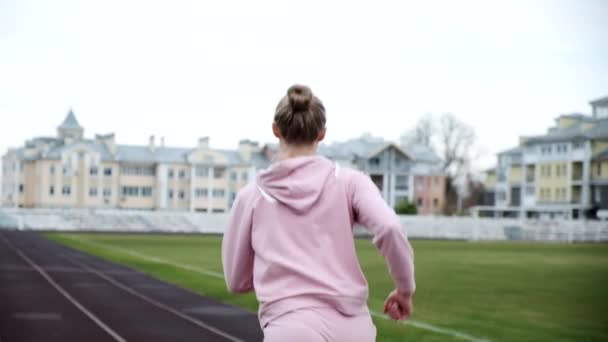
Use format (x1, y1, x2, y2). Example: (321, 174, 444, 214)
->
(221, 155, 415, 328)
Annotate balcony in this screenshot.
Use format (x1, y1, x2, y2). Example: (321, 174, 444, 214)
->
(571, 162, 583, 182)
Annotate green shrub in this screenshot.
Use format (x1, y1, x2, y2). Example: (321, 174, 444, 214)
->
(394, 198, 417, 215)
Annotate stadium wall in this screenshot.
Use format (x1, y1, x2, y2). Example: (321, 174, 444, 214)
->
(0, 208, 606, 242)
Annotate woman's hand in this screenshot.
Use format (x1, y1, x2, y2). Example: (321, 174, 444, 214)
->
(383, 289, 413, 321)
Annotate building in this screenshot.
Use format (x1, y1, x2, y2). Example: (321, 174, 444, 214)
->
(2, 113, 446, 214)
(408, 144, 446, 215)
(318, 134, 446, 214)
(1, 111, 269, 212)
(478, 95, 608, 219)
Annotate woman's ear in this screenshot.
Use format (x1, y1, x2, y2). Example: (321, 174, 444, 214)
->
(317, 128, 326, 142)
(272, 122, 281, 139)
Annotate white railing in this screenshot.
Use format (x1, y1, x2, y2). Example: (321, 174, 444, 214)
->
(0, 208, 606, 242)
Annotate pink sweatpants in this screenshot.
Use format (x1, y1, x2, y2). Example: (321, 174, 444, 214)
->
(263, 307, 377, 342)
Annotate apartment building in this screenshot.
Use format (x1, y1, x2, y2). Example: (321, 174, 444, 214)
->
(408, 145, 446, 215)
(478, 95, 608, 219)
(2, 113, 446, 214)
(1, 111, 268, 212)
(318, 135, 446, 214)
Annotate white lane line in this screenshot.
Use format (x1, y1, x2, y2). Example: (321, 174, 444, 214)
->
(62, 235, 224, 278)
(65, 235, 490, 342)
(0, 234, 127, 342)
(66, 257, 245, 342)
(369, 311, 489, 342)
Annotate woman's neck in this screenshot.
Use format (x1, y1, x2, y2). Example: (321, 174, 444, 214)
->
(276, 142, 317, 160)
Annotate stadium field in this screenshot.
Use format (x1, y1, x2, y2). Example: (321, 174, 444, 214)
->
(47, 233, 608, 342)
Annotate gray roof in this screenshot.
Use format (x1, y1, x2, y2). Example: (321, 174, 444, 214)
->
(250, 151, 271, 169)
(115, 145, 190, 164)
(524, 118, 608, 144)
(59, 110, 82, 128)
(404, 144, 442, 163)
(44, 139, 112, 160)
(319, 135, 387, 160)
(498, 146, 523, 156)
(41, 139, 253, 165)
(590, 95, 608, 105)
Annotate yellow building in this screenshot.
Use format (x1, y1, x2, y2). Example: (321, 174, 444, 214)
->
(1, 111, 268, 212)
(478, 95, 608, 219)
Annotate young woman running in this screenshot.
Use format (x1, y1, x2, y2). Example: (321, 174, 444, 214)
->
(222, 84, 415, 341)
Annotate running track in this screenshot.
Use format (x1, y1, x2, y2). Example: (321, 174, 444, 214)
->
(0, 230, 264, 342)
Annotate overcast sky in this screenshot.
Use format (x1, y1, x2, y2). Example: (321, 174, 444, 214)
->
(1, 0, 607, 172)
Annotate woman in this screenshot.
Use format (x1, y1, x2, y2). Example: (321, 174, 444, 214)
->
(222, 85, 415, 341)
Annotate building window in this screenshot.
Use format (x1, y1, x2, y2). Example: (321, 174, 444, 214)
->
(103, 167, 112, 176)
(62, 185, 71, 196)
(433, 198, 438, 208)
(395, 175, 408, 191)
(242, 172, 249, 182)
(573, 141, 583, 149)
(62, 166, 69, 175)
(141, 187, 152, 197)
(49, 186, 55, 196)
(178, 170, 186, 179)
(417, 197, 423, 207)
(103, 188, 111, 197)
(213, 189, 225, 198)
(90, 166, 98, 176)
(415, 177, 424, 190)
(121, 165, 156, 176)
(195, 188, 208, 198)
(178, 190, 185, 200)
(168, 189, 174, 199)
(168, 168, 174, 178)
(18, 184, 24, 193)
(195, 165, 209, 177)
(370, 157, 380, 166)
(50, 165, 55, 175)
(89, 187, 98, 197)
(230, 192, 237, 202)
(230, 172, 238, 181)
(214, 167, 226, 179)
(122, 186, 138, 196)
(598, 163, 602, 176)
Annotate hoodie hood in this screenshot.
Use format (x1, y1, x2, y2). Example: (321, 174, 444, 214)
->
(256, 155, 336, 213)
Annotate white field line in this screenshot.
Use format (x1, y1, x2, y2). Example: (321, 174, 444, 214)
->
(64, 235, 490, 342)
(67, 257, 244, 342)
(0, 234, 127, 342)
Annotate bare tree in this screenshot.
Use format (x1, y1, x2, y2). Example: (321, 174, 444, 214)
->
(400, 114, 435, 147)
(400, 113, 479, 215)
(439, 113, 476, 176)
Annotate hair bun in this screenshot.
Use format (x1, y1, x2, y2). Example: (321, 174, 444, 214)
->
(287, 84, 313, 111)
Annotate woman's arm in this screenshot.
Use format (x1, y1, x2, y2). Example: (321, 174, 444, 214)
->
(350, 171, 416, 296)
(221, 189, 255, 293)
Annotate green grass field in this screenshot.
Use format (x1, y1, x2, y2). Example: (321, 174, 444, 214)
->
(46, 233, 608, 342)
